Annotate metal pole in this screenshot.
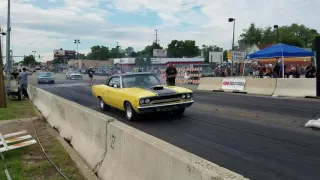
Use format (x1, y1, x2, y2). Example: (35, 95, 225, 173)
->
(6, 0, 11, 74)
(231, 20, 235, 77)
(277, 29, 279, 43)
(76, 43, 78, 60)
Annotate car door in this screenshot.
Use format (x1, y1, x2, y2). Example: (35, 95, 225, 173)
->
(103, 76, 121, 108)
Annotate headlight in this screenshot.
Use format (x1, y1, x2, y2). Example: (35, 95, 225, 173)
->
(181, 93, 192, 99)
(139, 99, 145, 104)
(139, 98, 151, 105)
(145, 99, 150, 103)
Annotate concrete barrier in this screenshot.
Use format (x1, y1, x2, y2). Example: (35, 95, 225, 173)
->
(244, 78, 277, 96)
(273, 78, 316, 97)
(197, 77, 223, 91)
(28, 85, 115, 172)
(98, 121, 247, 180)
(28, 86, 53, 118)
(29, 85, 248, 179)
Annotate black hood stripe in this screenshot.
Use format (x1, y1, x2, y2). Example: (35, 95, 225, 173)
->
(141, 86, 177, 96)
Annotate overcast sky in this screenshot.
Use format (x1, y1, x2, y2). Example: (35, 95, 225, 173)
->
(0, 0, 319, 62)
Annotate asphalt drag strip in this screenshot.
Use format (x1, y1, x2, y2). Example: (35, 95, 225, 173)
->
(41, 84, 320, 180)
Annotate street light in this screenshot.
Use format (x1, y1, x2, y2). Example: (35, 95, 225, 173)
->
(74, 39, 80, 60)
(228, 18, 236, 77)
(32, 51, 36, 59)
(273, 25, 279, 43)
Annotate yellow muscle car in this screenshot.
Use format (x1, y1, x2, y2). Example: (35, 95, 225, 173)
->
(92, 72, 194, 121)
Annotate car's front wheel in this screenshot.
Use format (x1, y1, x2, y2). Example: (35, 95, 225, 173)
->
(99, 98, 110, 111)
(124, 102, 137, 121)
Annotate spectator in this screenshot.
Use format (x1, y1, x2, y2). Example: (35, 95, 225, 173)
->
(288, 67, 300, 78)
(305, 63, 316, 78)
(11, 69, 19, 80)
(18, 68, 32, 99)
(259, 63, 265, 78)
(165, 62, 177, 86)
(87, 67, 95, 86)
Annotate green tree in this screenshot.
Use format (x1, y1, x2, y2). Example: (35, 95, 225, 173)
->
(124, 47, 135, 57)
(143, 42, 163, 58)
(22, 55, 36, 66)
(135, 57, 145, 66)
(238, 23, 319, 49)
(167, 40, 199, 58)
(238, 23, 263, 45)
(86, 45, 110, 60)
(223, 50, 228, 61)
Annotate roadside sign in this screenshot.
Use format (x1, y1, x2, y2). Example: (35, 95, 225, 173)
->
(231, 51, 245, 62)
(153, 49, 167, 57)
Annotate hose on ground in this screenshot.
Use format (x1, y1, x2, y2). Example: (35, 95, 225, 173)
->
(31, 120, 69, 180)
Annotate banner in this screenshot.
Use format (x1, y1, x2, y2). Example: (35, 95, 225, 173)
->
(222, 78, 246, 91)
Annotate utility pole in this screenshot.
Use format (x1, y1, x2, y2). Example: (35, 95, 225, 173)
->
(0, 35, 7, 108)
(6, 0, 11, 74)
(116, 42, 122, 72)
(154, 29, 159, 44)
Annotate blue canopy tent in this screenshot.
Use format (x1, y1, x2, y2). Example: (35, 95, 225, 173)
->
(245, 43, 314, 78)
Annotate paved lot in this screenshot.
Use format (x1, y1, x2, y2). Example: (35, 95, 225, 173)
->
(31, 74, 320, 180)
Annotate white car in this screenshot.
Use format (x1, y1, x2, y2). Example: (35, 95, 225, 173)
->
(66, 71, 83, 80)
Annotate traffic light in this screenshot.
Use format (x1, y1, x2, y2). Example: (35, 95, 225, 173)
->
(227, 51, 231, 60)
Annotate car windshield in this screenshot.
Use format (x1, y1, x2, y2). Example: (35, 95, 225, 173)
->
(122, 74, 162, 88)
(38, 72, 52, 77)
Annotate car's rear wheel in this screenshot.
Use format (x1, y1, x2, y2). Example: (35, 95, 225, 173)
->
(125, 102, 137, 121)
(173, 108, 185, 116)
(99, 97, 109, 111)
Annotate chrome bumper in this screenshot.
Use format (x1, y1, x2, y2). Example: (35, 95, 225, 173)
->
(138, 101, 194, 113)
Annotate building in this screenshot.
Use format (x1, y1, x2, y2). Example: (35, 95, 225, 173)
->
(113, 57, 205, 72)
(113, 57, 204, 66)
(68, 59, 114, 69)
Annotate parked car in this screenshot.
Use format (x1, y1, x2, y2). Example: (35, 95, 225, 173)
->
(92, 72, 194, 121)
(66, 70, 83, 80)
(38, 72, 55, 84)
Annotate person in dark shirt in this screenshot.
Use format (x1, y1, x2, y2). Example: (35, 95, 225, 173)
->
(11, 69, 19, 79)
(165, 63, 177, 86)
(305, 63, 316, 78)
(87, 68, 95, 86)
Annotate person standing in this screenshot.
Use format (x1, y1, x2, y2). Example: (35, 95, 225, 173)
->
(305, 63, 316, 78)
(165, 63, 177, 86)
(87, 67, 95, 86)
(18, 68, 32, 99)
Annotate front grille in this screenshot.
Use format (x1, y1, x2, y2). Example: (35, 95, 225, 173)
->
(71, 75, 81, 78)
(150, 94, 181, 101)
(151, 99, 181, 104)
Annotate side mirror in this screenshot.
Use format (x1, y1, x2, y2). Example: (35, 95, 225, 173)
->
(113, 84, 118, 88)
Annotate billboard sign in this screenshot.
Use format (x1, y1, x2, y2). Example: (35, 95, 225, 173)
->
(53, 49, 65, 57)
(209, 52, 223, 63)
(153, 49, 167, 57)
(53, 49, 76, 60)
